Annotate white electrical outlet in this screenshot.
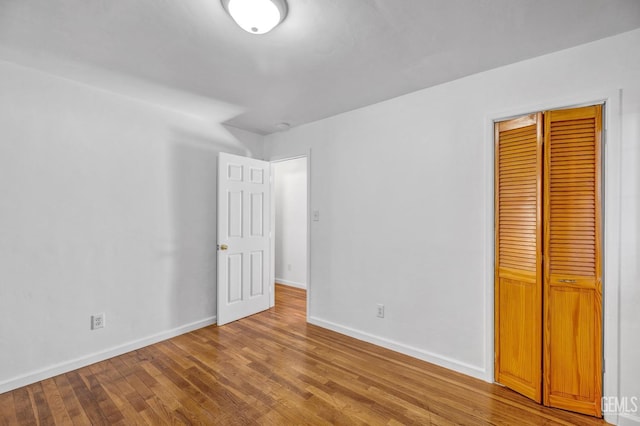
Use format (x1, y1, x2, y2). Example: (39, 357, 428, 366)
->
(376, 304, 385, 318)
(91, 313, 105, 330)
(287, 264, 292, 271)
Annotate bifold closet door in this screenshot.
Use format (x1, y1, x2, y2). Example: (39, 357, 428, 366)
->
(494, 113, 543, 402)
(543, 105, 602, 417)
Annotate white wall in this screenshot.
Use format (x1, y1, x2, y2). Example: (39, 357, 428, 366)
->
(0, 59, 262, 393)
(274, 158, 308, 288)
(265, 30, 640, 424)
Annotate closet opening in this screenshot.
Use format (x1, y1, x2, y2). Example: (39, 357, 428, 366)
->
(494, 104, 603, 417)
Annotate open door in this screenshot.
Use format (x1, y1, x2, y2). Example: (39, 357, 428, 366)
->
(217, 152, 271, 326)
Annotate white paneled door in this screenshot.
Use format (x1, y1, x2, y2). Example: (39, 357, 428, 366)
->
(217, 152, 271, 326)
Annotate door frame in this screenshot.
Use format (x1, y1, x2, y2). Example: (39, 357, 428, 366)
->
(484, 89, 622, 424)
(268, 151, 311, 320)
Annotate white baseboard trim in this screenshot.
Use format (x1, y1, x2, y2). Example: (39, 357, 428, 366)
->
(275, 278, 307, 289)
(308, 316, 488, 381)
(618, 413, 640, 425)
(0, 315, 216, 394)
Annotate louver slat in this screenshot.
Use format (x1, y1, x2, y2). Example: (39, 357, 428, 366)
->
(498, 125, 538, 272)
(548, 118, 596, 275)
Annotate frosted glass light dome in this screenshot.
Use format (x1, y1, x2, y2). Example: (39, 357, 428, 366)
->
(222, 0, 288, 34)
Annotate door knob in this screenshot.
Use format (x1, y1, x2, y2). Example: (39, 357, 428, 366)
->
(219, 244, 228, 251)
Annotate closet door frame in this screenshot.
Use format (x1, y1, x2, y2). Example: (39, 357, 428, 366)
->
(484, 89, 622, 424)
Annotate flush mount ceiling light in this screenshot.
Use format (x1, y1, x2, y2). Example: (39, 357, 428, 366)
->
(221, 0, 288, 35)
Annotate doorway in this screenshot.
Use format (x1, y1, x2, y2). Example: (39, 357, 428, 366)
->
(271, 156, 309, 314)
(216, 153, 309, 324)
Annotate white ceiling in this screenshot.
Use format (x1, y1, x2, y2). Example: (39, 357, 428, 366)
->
(1, 0, 639, 134)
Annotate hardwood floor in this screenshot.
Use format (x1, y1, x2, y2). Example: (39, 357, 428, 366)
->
(0, 284, 608, 425)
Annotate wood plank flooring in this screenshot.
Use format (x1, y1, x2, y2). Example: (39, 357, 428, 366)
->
(0, 284, 608, 425)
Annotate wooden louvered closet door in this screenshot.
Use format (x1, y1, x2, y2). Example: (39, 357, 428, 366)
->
(544, 105, 602, 417)
(494, 113, 543, 402)
(495, 105, 603, 418)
